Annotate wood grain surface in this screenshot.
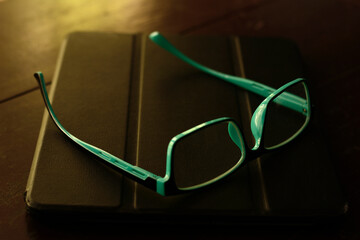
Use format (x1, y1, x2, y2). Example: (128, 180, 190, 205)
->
(0, 0, 359, 239)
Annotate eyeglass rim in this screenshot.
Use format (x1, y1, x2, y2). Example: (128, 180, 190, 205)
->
(250, 78, 311, 151)
(157, 117, 247, 194)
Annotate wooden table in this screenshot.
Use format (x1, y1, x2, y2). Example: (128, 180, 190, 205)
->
(0, 0, 359, 239)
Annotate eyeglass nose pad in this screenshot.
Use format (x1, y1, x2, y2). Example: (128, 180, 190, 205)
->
(250, 103, 267, 149)
(227, 122, 243, 150)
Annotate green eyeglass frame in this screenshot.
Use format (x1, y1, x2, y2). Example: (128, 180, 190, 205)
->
(34, 32, 311, 196)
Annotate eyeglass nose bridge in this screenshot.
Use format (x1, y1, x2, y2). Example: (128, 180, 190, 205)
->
(227, 121, 245, 150)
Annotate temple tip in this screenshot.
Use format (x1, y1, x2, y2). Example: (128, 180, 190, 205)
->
(33, 72, 43, 83)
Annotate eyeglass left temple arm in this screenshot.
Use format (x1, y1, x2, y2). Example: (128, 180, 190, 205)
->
(149, 32, 308, 115)
(34, 72, 161, 189)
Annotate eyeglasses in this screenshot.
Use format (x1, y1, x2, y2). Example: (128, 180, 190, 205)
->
(34, 32, 311, 196)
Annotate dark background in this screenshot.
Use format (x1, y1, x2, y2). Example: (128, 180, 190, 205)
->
(0, 0, 359, 239)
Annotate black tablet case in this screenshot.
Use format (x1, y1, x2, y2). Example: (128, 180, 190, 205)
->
(25, 32, 346, 225)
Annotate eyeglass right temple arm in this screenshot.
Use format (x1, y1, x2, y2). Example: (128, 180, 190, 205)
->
(34, 72, 161, 191)
(149, 32, 308, 115)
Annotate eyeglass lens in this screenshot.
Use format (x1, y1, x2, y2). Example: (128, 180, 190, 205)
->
(263, 82, 309, 149)
(172, 121, 244, 189)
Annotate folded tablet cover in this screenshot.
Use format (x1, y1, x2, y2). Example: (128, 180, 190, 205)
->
(25, 32, 346, 225)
